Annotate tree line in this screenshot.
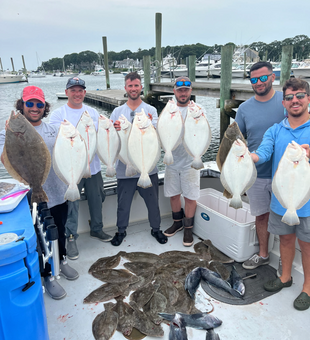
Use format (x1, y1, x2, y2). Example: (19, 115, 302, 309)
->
(41, 35, 310, 72)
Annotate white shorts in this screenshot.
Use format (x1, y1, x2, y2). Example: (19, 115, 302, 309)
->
(246, 178, 272, 216)
(164, 167, 200, 200)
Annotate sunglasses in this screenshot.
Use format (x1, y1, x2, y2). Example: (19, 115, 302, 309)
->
(24, 101, 45, 109)
(130, 111, 135, 121)
(67, 77, 85, 87)
(284, 92, 308, 101)
(250, 73, 273, 84)
(175, 80, 191, 87)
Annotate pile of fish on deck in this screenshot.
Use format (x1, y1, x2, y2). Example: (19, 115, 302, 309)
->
(216, 122, 310, 226)
(85, 240, 245, 340)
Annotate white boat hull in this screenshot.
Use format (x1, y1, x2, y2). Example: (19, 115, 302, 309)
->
(0, 74, 25, 84)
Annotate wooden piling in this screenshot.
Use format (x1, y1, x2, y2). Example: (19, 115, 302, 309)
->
(280, 45, 293, 86)
(188, 55, 196, 82)
(102, 37, 110, 89)
(0, 58, 3, 71)
(21, 55, 27, 74)
(219, 44, 234, 140)
(10, 58, 15, 72)
(143, 55, 151, 96)
(155, 13, 162, 82)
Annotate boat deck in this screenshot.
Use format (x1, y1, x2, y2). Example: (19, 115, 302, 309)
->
(44, 217, 308, 340)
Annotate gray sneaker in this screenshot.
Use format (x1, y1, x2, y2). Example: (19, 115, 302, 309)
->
(66, 235, 79, 260)
(60, 257, 79, 280)
(242, 253, 269, 269)
(90, 230, 113, 242)
(44, 276, 67, 300)
(277, 257, 282, 277)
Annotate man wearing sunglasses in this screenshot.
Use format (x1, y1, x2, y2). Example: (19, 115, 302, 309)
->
(235, 62, 285, 273)
(110, 72, 167, 246)
(250, 78, 310, 311)
(0, 86, 79, 300)
(50, 78, 112, 260)
(163, 77, 201, 247)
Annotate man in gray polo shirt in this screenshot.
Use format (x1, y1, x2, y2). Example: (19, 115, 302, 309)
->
(235, 61, 284, 272)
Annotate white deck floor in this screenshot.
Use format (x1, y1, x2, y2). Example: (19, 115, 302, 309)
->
(43, 217, 309, 340)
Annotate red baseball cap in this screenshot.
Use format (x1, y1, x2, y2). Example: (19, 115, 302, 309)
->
(22, 86, 45, 103)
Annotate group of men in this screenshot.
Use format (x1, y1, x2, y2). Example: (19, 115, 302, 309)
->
(1, 62, 310, 311)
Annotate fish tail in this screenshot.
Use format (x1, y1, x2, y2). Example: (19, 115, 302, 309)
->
(282, 210, 300, 226)
(105, 165, 116, 177)
(125, 164, 137, 177)
(83, 164, 91, 179)
(137, 173, 152, 188)
(163, 151, 174, 165)
(31, 188, 49, 205)
(191, 157, 204, 170)
(65, 184, 80, 202)
(229, 195, 243, 209)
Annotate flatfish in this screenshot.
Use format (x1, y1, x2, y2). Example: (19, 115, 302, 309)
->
(202, 240, 234, 264)
(83, 282, 129, 304)
(76, 110, 97, 178)
(155, 277, 179, 306)
(120, 251, 161, 264)
(143, 291, 167, 325)
(91, 269, 139, 284)
(129, 282, 159, 308)
(220, 138, 257, 209)
(183, 101, 212, 170)
(159, 250, 201, 261)
(123, 261, 156, 276)
(193, 241, 212, 261)
(216, 121, 246, 199)
(3, 111, 50, 204)
(97, 114, 121, 177)
(157, 99, 183, 165)
(112, 296, 135, 337)
(127, 109, 161, 188)
(129, 301, 164, 337)
(272, 141, 310, 226)
(117, 114, 137, 177)
(92, 302, 118, 340)
(53, 120, 87, 202)
(124, 271, 155, 295)
(88, 253, 121, 273)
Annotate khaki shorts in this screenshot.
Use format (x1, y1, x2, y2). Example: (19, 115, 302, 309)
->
(246, 178, 272, 216)
(268, 210, 310, 242)
(164, 167, 200, 200)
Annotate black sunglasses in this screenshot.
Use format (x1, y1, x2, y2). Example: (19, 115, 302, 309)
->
(284, 92, 308, 101)
(24, 101, 45, 109)
(250, 73, 273, 84)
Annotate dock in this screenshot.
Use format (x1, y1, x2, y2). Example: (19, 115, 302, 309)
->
(84, 89, 127, 109)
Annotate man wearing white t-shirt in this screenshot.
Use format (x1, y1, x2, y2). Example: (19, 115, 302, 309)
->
(163, 77, 201, 247)
(49, 78, 112, 260)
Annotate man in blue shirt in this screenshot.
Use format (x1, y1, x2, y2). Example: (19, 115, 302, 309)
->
(251, 78, 310, 311)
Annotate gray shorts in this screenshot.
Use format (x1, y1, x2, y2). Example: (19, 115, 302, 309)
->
(268, 210, 310, 242)
(246, 178, 272, 216)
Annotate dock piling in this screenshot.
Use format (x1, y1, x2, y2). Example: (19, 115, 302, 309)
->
(102, 36, 111, 89)
(143, 55, 151, 96)
(280, 45, 293, 86)
(155, 13, 162, 83)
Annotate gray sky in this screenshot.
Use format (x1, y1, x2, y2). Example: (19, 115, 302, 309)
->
(1, 0, 309, 71)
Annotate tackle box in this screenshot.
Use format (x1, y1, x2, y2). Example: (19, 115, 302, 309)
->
(193, 188, 274, 262)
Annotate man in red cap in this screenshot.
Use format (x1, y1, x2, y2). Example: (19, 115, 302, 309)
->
(0, 86, 79, 300)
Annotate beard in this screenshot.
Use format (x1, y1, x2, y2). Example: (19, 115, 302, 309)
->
(253, 80, 273, 97)
(127, 92, 141, 100)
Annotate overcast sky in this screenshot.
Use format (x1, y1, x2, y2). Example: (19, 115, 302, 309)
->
(1, 0, 309, 71)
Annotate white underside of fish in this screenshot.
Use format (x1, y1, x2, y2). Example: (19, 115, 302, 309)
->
(272, 141, 310, 226)
(220, 139, 257, 209)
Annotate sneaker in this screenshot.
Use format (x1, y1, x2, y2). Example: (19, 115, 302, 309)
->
(164, 221, 183, 237)
(44, 276, 67, 300)
(277, 257, 282, 277)
(111, 232, 127, 246)
(67, 235, 79, 260)
(151, 230, 168, 244)
(242, 253, 269, 269)
(60, 257, 79, 280)
(183, 227, 194, 247)
(90, 230, 113, 242)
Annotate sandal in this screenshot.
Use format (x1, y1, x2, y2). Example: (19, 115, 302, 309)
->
(264, 277, 293, 292)
(294, 292, 310, 311)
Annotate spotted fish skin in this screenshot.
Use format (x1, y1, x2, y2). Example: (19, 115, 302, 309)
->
(92, 303, 118, 340)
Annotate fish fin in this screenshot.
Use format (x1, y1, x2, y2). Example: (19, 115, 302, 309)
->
(125, 164, 137, 177)
(31, 187, 49, 204)
(281, 210, 300, 226)
(83, 163, 92, 179)
(65, 184, 80, 202)
(105, 166, 116, 177)
(229, 195, 243, 209)
(223, 189, 232, 199)
(191, 157, 204, 170)
(137, 173, 152, 188)
(243, 161, 257, 193)
(163, 151, 174, 165)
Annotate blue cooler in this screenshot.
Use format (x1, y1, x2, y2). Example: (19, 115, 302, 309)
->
(0, 196, 49, 340)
